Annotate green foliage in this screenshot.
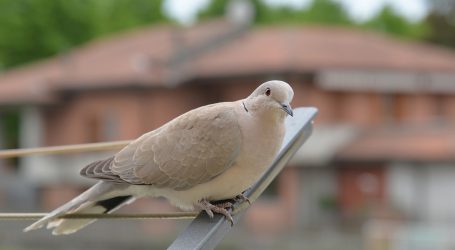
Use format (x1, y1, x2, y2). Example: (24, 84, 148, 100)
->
(0, 0, 167, 150)
(425, 12, 455, 47)
(198, 0, 352, 26)
(197, 0, 436, 41)
(90, 0, 166, 35)
(198, 0, 269, 23)
(0, 0, 167, 69)
(198, 0, 230, 19)
(363, 5, 428, 39)
(1, 111, 19, 149)
(424, 0, 455, 47)
(300, 0, 351, 25)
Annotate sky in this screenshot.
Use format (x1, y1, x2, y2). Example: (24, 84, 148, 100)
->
(164, 0, 428, 24)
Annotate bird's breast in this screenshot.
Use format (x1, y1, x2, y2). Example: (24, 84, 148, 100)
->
(238, 120, 285, 175)
(150, 115, 286, 206)
(204, 119, 285, 200)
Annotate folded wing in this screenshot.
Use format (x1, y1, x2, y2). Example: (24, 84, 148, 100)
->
(81, 104, 242, 191)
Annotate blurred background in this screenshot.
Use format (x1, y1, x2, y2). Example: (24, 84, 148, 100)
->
(1, 0, 455, 249)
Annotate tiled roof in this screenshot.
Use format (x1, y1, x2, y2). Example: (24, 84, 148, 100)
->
(336, 125, 455, 162)
(0, 20, 238, 104)
(188, 26, 455, 79)
(1, 20, 455, 104)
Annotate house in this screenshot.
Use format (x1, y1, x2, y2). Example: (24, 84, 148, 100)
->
(1, 16, 455, 240)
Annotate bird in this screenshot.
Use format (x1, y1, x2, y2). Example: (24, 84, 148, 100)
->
(24, 80, 294, 235)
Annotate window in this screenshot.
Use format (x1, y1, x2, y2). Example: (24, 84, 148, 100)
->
(86, 110, 119, 143)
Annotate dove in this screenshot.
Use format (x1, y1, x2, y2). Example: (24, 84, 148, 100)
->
(24, 80, 294, 235)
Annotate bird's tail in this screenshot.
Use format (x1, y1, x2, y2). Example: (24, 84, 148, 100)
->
(24, 181, 135, 235)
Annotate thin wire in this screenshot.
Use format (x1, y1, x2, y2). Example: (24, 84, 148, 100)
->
(0, 212, 198, 220)
(0, 142, 198, 221)
(0, 140, 131, 159)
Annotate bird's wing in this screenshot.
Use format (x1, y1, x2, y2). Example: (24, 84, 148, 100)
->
(81, 103, 243, 190)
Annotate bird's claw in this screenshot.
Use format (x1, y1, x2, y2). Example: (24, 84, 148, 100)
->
(234, 193, 251, 205)
(216, 201, 234, 209)
(196, 193, 250, 226)
(197, 199, 234, 226)
(204, 208, 214, 219)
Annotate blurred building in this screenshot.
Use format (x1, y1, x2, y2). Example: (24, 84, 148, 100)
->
(1, 13, 455, 248)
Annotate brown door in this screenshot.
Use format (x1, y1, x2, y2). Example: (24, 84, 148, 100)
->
(337, 166, 386, 217)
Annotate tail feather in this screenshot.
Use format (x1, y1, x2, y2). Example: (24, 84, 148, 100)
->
(24, 181, 133, 234)
(49, 205, 105, 235)
(50, 195, 135, 235)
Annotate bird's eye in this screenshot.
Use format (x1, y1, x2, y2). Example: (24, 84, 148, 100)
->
(265, 88, 271, 96)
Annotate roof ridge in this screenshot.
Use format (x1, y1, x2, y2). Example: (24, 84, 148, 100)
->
(164, 19, 249, 84)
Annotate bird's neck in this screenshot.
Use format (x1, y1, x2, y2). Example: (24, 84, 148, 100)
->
(242, 99, 286, 124)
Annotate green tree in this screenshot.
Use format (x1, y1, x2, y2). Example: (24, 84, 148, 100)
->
(424, 0, 455, 47)
(0, 0, 167, 153)
(197, 0, 439, 41)
(197, 0, 352, 25)
(198, 0, 232, 19)
(300, 0, 351, 25)
(363, 5, 428, 39)
(90, 0, 166, 35)
(0, 0, 167, 69)
(198, 0, 269, 23)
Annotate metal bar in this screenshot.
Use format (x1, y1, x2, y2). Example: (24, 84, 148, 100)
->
(0, 212, 197, 220)
(168, 107, 318, 250)
(0, 140, 131, 159)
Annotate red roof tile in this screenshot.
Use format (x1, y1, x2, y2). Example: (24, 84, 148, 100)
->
(188, 26, 455, 79)
(337, 125, 455, 162)
(1, 21, 455, 104)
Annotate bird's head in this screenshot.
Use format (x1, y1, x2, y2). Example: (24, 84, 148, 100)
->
(245, 80, 294, 118)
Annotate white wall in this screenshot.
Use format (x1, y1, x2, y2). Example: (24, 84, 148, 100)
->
(298, 167, 338, 226)
(426, 166, 455, 222)
(388, 163, 455, 222)
(0, 113, 5, 168)
(18, 106, 111, 186)
(387, 163, 426, 219)
(19, 106, 52, 184)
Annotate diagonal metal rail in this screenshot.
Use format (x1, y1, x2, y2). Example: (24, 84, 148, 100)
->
(168, 107, 318, 250)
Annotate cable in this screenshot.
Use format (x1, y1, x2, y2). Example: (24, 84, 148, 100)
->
(0, 141, 197, 222)
(0, 140, 131, 159)
(0, 212, 198, 220)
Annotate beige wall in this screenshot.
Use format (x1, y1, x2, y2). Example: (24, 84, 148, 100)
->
(43, 79, 455, 146)
(43, 87, 211, 145)
(43, 79, 265, 146)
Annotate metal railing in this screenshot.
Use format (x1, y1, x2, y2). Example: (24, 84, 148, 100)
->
(0, 107, 317, 250)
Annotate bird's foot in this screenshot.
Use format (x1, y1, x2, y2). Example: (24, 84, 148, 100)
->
(197, 199, 234, 226)
(234, 193, 251, 205)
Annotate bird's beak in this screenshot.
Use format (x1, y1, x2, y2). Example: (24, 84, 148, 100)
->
(281, 103, 293, 117)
